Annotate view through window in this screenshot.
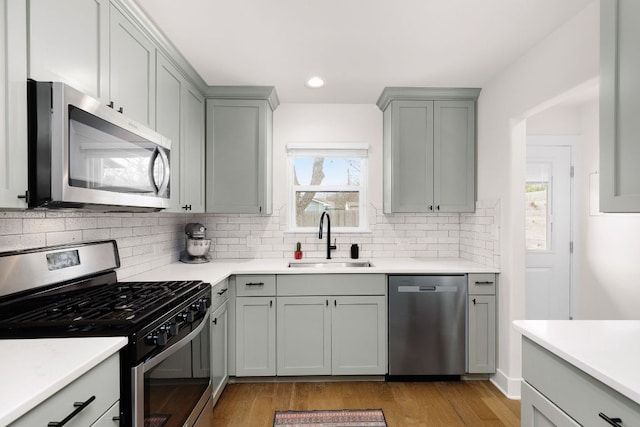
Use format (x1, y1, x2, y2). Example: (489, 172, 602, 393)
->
(289, 144, 367, 231)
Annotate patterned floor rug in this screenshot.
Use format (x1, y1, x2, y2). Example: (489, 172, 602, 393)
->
(145, 414, 170, 427)
(274, 409, 387, 427)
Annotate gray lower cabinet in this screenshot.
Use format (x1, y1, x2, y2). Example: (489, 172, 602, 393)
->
(211, 300, 228, 404)
(235, 275, 277, 376)
(467, 273, 496, 374)
(377, 88, 480, 213)
(521, 382, 580, 427)
(10, 353, 120, 427)
(205, 88, 279, 214)
(522, 338, 640, 426)
(600, 0, 640, 212)
(276, 274, 387, 376)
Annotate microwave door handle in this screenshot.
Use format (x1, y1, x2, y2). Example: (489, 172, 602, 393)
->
(156, 148, 170, 196)
(148, 148, 170, 196)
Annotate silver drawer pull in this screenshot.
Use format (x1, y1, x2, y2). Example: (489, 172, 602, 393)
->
(47, 395, 96, 426)
(217, 288, 228, 295)
(599, 413, 623, 426)
(474, 281, 494, 286)
(245, 282, 264, 287)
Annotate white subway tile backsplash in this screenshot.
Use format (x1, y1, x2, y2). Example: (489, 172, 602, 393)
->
(23, 218, 65, 234)
(0, 219, 22, 235)
(0, 199, 500, 277)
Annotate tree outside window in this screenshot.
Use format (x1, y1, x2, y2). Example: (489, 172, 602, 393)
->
(288, 144, 368, 232)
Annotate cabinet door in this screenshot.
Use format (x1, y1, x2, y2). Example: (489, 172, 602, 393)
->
(155, 53, 183, 212)
(468, 295, 496, 374)
(28, 0, 109, 101)
(235, 297, 276, 376)
(600, 0, 640, 212)
(109, 4, 155, 126)
(10, 354, 119, 427)
(434, 100, 475, 212)
(206, 99, 269, 214)
(0, 0, 28, 209)
(331, 296, 387, 375)
(390, 100, 434, 213)
(90, 401, 119, 427)
(277, 296, 331, 376)
(521, 381, 580, 427)
(211, 302, 228, 404)
(181, 85, 206, 213)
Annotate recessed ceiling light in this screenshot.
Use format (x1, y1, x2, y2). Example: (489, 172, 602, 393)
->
(305, 76, 325, 89)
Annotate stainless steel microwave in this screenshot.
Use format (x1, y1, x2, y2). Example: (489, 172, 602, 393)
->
(27, 80, 171, 211)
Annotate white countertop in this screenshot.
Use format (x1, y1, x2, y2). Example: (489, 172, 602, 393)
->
(126, 257, 498, 283)
(513, 320, 640, 405)
(0, 337, 127, 425)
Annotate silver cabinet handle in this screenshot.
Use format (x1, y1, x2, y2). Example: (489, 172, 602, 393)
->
(246, 282, 264, 287)
(474, 281, 494, 286)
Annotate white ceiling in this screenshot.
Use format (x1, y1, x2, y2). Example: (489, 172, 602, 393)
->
(136, 0, 594, 104)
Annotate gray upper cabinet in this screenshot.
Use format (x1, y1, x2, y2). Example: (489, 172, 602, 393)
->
(377, 88, 480, 213)
(28, 0, 109, 101)
(206, 87, 279, 214)
(109, 3, 155, 127)
(600, 0, 640, 212)
(0, 0, 28, 208)
(156, 54, 205, 213)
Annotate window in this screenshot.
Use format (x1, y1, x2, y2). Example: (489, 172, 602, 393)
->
(525, 162, 552, 251)
(288, 143, 368, 232)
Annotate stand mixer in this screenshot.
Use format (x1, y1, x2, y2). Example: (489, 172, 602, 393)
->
(179, 223, 211, 263)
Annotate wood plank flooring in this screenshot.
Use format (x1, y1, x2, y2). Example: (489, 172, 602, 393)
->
(210, 381, 520, 426)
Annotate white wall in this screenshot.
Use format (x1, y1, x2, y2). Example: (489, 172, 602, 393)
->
(272, 104, 384, 209)
(575, 101, 640, 320)
(477, 1, 599, 397)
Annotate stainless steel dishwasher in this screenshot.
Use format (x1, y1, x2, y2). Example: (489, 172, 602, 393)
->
(388, 275, 467, 377)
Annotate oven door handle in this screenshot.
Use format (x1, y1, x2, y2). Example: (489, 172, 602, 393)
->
(142, 311, 210, 373)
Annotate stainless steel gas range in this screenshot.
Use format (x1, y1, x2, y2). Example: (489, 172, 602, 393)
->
(0, 240, 212, 427)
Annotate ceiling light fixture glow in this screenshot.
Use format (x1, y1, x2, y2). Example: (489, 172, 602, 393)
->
(305, 76, 325, 89)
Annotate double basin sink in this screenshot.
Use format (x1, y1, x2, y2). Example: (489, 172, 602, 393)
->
(288, 260, 373, 269)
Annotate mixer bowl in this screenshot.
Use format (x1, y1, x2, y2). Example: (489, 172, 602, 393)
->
(185, 238, 211, 257)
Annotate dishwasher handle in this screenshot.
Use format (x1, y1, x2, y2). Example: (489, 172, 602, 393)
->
(397, 285, 459, 293)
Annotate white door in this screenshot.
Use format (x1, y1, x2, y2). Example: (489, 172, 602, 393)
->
(525, 143, 572, 319)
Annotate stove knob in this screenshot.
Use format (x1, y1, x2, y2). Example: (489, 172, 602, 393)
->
(187, 311, 195, 322)
(145, 330, 168, 347)
(167, 322, 179, 336)
(156, 330, 168, 346)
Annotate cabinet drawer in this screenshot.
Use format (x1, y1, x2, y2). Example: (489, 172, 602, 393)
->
(523, 338, 640, 426)
(236, 275, 276, 296)
(11, 353, 119, 427)
(468, 273, 496, 295)
(521, 381, 580, 427)
(277, 274, 386, 296)
(90, 401, 119, 427)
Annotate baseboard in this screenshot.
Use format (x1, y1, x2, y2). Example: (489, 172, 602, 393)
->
(491, 369, 522, 399)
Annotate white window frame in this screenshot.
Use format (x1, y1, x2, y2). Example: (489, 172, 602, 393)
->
(287, 142, 369, 233)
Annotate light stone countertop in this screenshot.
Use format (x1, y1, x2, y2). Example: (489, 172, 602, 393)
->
(125, 257, 499, 283)
(0, 337, 127, 426)
(513, 320, 640, 405)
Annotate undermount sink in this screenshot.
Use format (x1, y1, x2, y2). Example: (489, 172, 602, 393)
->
(288, 261, 373, 268)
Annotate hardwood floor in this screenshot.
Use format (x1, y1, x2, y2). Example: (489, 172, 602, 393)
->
(210, 381, 520, 426)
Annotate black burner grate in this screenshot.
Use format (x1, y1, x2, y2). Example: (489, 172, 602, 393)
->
(0, 280, 204, 333)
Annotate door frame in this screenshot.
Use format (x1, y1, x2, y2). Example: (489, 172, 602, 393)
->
(525, 135, 579, 319)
